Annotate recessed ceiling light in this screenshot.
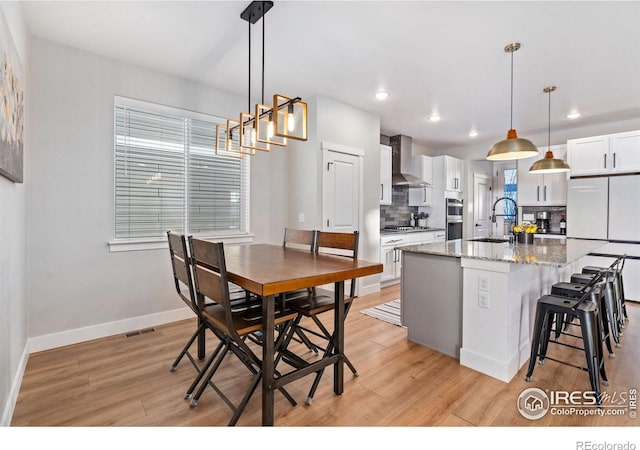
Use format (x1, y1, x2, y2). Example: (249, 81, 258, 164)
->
(567, 111, 581, 119)
(429, 114, 441, 122)
(469, 130, 478, 138)
(375, 91, 389, 100)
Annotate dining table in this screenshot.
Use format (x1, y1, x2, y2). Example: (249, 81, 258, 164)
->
(201, 243, 382, 426)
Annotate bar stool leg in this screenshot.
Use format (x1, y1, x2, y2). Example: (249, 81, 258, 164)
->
(538, 311, 555, 365)
(597, 292, 616, 358)
(579, 311, 601, 402)
(603, 280, 622, 348)
(594, 310, 609, 387)
(525, 305, 547, 381)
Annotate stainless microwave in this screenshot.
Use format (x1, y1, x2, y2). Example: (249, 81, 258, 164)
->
(446, 198, 463, 222)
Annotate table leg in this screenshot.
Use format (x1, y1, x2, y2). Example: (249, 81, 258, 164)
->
(262, 294, 275, 426)
(334, 281, 345, 395)
(197, 316, 206, 360)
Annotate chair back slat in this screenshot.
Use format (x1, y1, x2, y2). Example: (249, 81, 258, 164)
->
(167, 231, 195, 310)
(316, 231, 359, 298)
(188, 238, 237, 336)
(283, 228, 316, 252)
(316, 231, 359, 257)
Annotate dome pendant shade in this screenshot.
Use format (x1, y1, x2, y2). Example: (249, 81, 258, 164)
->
(486, 128, 539, 161)
(529, 150, 571, 173)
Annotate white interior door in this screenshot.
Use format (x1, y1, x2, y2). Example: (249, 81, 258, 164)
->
(473, 173, 491, 238)
(322, 144, 363, 294)
(322, 149, 361, 233)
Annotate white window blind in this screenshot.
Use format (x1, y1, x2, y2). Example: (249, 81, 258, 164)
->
(114, 98, 249, 240)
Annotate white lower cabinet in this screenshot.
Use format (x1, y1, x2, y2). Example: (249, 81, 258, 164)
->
(380, 231, 443, 284)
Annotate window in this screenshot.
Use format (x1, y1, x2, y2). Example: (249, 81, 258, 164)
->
(112, 97, 250, 249)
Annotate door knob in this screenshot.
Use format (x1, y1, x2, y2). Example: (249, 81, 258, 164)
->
(475, 224, 481, 227)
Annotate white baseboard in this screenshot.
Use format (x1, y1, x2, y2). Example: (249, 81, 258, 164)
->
(357, 281, 381, 297)
(1, 342, 29, 427)
(29, 307, 194, 354)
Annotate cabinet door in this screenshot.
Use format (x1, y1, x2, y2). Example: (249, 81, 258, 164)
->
(380, 145, 392, 205)
(445, 156, 463, 192)
(610, 130, 640, 173)
(380, 246, 397, 282)
(567, 135, 609, 176)
(542, 145, 568, 206)
(408, 187, 432, 206)
(410, 155, 433, 185)
(517, 154, 542, 206)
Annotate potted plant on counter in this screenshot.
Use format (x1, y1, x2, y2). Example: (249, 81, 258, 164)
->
(513, 222, 538, 244)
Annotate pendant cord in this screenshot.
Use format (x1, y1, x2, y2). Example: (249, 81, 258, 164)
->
(510, 49, 514, 130)
(547, 90, 551, 149)
(261, 10, 265, 105)
(248, 20, 251, 112)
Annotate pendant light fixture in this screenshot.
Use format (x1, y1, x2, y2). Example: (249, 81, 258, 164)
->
(216, 1, 307, 158)
(486, 42, 539, 161)
(529, 86, 571, 173)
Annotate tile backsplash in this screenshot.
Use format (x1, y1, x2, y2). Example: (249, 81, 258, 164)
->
(380, 186, 419, 228)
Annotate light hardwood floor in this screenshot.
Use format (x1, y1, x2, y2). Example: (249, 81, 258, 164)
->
(11, 284, 639, 427)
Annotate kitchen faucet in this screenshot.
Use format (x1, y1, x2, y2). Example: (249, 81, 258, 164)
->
(491, 197, 519, 226)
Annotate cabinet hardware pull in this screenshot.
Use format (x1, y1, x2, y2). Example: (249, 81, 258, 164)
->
(613, 152, 616, 168)
(544, 185, 547, 202)
(423, 188, 427, 203)
(327, 161, 333, 171)
(604, 154, 607, 168)
(537, 186, 540, 201)
(380, 184, 383, 200)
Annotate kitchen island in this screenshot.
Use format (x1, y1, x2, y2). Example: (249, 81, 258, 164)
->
(400, 237, 607, 382)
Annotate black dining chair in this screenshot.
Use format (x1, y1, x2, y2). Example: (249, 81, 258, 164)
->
(284, 230, 360, 405)
(186, 237, 298, 425)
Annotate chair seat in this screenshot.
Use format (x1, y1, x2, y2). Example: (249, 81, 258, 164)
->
(287, 291, 354, 316)
(202, 304, 297, 336)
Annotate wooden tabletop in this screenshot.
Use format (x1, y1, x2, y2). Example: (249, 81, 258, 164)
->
(223, 244, 383, 296)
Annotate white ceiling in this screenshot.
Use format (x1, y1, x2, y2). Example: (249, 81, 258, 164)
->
(22, 1, 640, 150)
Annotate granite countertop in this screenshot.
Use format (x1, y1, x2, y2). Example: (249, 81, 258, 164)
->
(401, 237, 608, 267)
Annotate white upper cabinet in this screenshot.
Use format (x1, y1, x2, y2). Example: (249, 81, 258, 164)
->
(380, 144, 392, 205)
(408, 186, 432, 206)
(567, 130, 640, 176)
(517, 145, 567, 206)
(409, 155, 433, 185)
(444, 156, 464, 193)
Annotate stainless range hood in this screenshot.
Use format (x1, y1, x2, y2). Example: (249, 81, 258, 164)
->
(390, 134, 427, 186)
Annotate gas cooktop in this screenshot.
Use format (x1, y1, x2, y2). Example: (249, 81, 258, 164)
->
(382, 226, 435, 233)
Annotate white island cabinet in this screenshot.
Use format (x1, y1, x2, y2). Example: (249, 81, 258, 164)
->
(400, 238, 607, 382)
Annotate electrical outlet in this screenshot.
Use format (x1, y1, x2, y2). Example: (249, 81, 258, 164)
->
(478, 276, 489, 291)
(478, 292, 489, 309)
(298, 213, 305, 223)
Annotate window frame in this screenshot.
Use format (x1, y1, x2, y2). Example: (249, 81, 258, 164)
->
(108, 96, 253, 252)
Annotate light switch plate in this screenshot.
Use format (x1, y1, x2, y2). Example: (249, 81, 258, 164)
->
(478, 292, 489, 309)
(298, 213, 305, 223)
(478, 276, 489, 291)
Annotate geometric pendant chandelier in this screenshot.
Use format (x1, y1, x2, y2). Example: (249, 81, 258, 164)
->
(216, 1, 307, 158)
(486, 42, 539, 161)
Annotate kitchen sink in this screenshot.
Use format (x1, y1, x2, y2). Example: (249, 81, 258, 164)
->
(467, 237, 510, 243)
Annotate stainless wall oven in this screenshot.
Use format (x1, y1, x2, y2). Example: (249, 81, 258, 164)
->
(446, 198, 463, 240)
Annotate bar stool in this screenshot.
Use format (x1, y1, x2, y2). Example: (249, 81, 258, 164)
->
(551, 281, 615, 358)
(582, 256, 628, 329)
(572, 270, 622, 348)
(525, 275, 609, 403)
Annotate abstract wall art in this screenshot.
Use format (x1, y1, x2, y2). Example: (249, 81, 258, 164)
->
(0, 9, 24, 183)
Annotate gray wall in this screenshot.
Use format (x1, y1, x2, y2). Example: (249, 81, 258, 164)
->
(0, 2, 28, 426)
(26, 37, 288, 339)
